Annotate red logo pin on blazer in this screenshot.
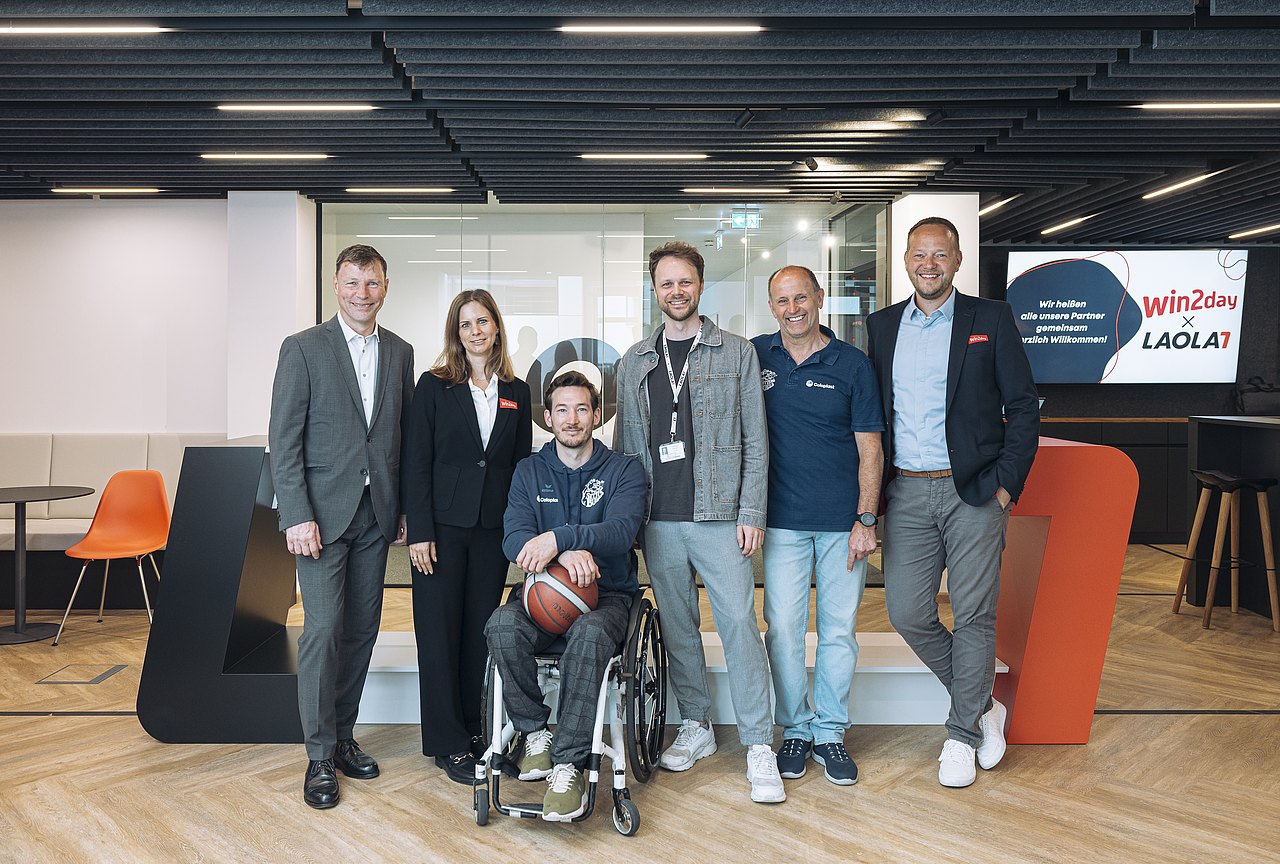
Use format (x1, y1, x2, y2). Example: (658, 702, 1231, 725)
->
(968, 334, 989, 345)
(499, 398, 519, 409)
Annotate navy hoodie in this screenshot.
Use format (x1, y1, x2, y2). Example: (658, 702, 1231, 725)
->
(503, 439, 647, 594)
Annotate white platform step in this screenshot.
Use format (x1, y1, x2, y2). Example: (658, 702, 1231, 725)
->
(359, 630, 1007, 726)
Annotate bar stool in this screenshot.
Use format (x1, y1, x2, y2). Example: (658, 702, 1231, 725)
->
(1173, 469, 1279, 631)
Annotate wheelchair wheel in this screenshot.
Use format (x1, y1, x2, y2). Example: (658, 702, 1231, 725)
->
(612, 797, 640, 836)
(474, 785, 489, 826)
(623, 597, 667, 783)
(480, 655, 498, 750)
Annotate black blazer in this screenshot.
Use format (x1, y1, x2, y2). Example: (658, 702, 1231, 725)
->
(866, 291, 1040, 507)
(402, 371, 533, 544)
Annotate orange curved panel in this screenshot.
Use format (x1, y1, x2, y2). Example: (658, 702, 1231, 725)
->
(994, 437, 1139, 744)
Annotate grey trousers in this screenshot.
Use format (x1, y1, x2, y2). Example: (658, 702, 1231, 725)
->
(883, 475, 1009, 747)
(641, 520, 773, 746)
(295, 490, 389, 761)
(484, 591, 632, 767)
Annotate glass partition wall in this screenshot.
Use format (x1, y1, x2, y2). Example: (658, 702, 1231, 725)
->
(322, 200, 887, 445)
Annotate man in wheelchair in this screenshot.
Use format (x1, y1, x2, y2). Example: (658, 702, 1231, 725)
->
(484, 370, 648, 821)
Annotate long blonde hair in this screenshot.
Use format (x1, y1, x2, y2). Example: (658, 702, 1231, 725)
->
(429, 289, 515, 385)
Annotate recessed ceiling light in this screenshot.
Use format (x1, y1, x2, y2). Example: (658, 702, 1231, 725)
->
(201, 153, 330, 160)
(559, 24, 762, 33)
(1227, 223, 1280, 240)
(683, 187, 790, 194)
(581, 153, 708, 160)
(218, 104, 376, 112)
(2, 25, 171, 34)
(1041, 214, 1097, 236)
(1136, 102, 1280, 110)
(355, 234, 436, 238)
(52, 187, 161, 194)
(761, 250, 771, 259)
(978, 195, 1020, 216)
(347, 187, 452, 193)
(1141, 170, 1227, 201)
(796, 220, 810, 231)
(388, 216, 478, 221)
(823, 236, 838, 247)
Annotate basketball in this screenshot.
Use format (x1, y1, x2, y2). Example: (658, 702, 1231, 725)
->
(522, 562, 599, 635)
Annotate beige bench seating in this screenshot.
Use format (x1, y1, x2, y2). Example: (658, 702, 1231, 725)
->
(0, 433, 224, 552)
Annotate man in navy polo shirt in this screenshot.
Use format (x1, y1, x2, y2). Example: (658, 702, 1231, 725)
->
(752, 265, 884, 787)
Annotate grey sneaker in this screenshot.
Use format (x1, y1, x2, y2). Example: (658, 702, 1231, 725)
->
(541, 763, 587, 822)
(776, 737, 810, 779)
(659, 719, 717, 771)
(517, 728, 554, 781)
(812, 741, 858, 786)
(746, 744, 786, 803)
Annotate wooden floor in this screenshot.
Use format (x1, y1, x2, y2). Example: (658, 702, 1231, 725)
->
(2, 544, 1279, 864)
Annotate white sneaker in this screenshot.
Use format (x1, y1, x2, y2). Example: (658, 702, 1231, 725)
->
(746, 744, 786, 803)
(659, 720, 717, 771)
(938, 739, 977, 788)
(977, 698, 1008, 770)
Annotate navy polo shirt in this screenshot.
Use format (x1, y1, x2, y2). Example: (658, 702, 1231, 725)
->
(751, 326, 885, 532)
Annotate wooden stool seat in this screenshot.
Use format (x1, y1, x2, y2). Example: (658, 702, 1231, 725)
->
(1174, 470, 1279, 632)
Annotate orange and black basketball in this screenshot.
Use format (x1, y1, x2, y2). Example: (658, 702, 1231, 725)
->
(522, 561, 599, 635)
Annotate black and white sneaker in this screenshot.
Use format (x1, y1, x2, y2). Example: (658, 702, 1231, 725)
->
(812, 741, 859, 786)
(776, 737, 810, 779)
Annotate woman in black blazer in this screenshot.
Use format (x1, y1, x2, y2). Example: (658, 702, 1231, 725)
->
(403, 288, 532, 783)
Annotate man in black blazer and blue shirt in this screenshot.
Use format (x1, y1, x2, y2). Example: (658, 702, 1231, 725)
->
(865, 217, 1039, 788)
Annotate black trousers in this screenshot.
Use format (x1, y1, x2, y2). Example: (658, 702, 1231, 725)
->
(411, 522, 508, 756)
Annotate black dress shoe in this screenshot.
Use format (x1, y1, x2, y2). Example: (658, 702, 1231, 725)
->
(434, 751, 478, 785)
(334, 738, 380, 780)
(304, 759, 340, 809)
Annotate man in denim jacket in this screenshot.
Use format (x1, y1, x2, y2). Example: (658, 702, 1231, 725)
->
(613, 241, 782, 804)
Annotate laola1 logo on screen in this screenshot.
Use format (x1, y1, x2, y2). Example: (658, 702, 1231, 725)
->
(1141, 330, 1231, 350)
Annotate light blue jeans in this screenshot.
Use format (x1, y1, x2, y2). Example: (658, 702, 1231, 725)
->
(640, 520, 774, 746)
(763, 529, 867, 744)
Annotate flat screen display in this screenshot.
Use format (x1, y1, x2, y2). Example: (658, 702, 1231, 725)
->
(1006, 249, 1248, 384)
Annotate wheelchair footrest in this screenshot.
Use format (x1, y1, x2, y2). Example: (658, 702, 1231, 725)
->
(489, 751, 523, 780)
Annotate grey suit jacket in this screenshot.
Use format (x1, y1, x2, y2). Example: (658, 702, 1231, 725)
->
(268, 315, 415, 544)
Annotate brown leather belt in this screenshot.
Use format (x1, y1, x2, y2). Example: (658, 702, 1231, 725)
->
(898, 468, 953, 479)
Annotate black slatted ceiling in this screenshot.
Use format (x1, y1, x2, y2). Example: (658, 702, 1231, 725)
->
(2, 3, 1280, 241)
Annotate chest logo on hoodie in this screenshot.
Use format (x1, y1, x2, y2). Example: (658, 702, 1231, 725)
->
(537, 483, 559, 504)
(582, 478, 605, 508)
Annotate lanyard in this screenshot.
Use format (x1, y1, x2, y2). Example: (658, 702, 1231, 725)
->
(661, 329, 699, 442)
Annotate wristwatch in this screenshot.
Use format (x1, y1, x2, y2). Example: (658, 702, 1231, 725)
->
(856, 512, 878, 527)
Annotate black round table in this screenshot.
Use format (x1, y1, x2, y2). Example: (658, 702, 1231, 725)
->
(1, 485, 94, 644)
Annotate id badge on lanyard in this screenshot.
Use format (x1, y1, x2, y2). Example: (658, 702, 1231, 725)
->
(659, 330, 698, 463)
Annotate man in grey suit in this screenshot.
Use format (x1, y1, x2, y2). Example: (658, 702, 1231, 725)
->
(269, 244, 415, 809)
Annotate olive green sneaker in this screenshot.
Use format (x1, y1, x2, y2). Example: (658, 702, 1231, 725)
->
(517, 728, 554, 781)
(541, 763, 587, 822)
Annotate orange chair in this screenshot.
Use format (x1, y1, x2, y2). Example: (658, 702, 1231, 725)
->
(54, 470, 171, 645)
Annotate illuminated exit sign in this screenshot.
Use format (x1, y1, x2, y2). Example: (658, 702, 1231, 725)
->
(730, 213, 760, 229)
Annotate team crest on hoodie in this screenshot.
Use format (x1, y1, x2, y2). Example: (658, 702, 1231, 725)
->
(581, 478, 604, 508)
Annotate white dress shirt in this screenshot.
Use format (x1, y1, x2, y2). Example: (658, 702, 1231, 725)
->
(337, 314, 379, 485)
(469, 374, 499, 451)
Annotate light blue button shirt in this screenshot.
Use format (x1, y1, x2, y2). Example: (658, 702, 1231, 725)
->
(892, 288, 955, 471)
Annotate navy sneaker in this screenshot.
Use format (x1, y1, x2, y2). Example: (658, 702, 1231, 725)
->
(812, 741, 858, 786)
(776, 737, 810, 779)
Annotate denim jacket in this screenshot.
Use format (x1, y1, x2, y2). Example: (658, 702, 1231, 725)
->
(613, 316, 768, 528)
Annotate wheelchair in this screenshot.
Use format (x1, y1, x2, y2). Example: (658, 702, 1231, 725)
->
(474, 587, 667, 836)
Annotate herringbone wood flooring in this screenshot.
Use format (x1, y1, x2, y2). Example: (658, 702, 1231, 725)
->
(1, 544, 1277, 864)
